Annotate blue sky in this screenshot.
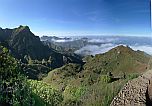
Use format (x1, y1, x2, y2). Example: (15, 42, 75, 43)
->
(0, 0, 151, 36)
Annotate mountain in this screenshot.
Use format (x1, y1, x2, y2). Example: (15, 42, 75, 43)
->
(43, 45, 152, 106)
(41, 35, 152, 57)
(1, 26, 152, 105)
(0, 26, 83, 74)
(44, 45, 151, 90)
(83, 45, 151, 75)
(41, 36, 88, 54)
(41, 36, 71, 42)
(0, 26, 56, 59)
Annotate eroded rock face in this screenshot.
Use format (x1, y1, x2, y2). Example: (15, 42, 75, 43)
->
(110, 70, 152, 106)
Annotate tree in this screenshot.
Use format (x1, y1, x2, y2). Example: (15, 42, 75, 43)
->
(0, 46, 33, 105)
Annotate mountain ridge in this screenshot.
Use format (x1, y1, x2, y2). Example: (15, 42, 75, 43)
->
(0, 25, 83, 69)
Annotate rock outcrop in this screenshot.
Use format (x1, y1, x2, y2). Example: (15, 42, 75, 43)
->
(110, 70, 152, 106)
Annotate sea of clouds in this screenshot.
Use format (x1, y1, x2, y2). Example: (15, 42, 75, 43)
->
(75, 37, 152, 56)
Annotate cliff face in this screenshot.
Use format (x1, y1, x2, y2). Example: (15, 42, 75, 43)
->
(110, 69, 152, 106)
(9, 26, 57, 59)
(0, 26, 64, 68)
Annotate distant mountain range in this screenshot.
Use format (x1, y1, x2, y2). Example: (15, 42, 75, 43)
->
(41, 35, 152, 56)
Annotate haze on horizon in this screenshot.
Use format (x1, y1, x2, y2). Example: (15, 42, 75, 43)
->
(0, 0, 151, 37)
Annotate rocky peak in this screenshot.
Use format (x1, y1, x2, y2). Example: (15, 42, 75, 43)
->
(18, 25, 30, 31)
(13, 25, 31, 35)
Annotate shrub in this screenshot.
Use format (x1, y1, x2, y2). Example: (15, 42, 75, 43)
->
(127, 73, 139, 80)
(100, 75, 112, 83)
(28, 80, 63, 106)
(63, 98, 82, 106)
(71, 86, 86, 99)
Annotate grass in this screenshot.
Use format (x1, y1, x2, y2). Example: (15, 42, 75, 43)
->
(42, 46, 149, 106)
(81, 75, 138, 106)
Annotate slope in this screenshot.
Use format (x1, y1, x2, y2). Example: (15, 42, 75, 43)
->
(43, 45, 152, 106)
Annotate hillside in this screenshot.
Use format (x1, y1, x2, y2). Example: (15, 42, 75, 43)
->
(0, 26, 83, 78)
(83, 45, 150, 76)
(0, 46, 63, 105)
(0, 26, 151, 106)
(0, 26, 61, 60)
(43, 45, 152, 106)
(111, 69, 152, 106)
(1, 27, 151, 105)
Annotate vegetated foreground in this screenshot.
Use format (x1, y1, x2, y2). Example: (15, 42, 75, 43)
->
(0, 26, 152, 106)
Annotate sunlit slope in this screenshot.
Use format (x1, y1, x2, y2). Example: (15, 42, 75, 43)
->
(43, 45, 151, 106)
(83, 45, 150, 75)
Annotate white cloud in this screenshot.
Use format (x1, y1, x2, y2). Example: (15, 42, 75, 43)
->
(75, 43, 152, 56)
(131, 45, 152, 55)
(52, 39, 74, 43)
(75, 43, 117, 56)
(88, 38, 118, 43)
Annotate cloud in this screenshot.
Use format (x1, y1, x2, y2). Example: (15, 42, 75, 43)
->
(75, 43, 117, 56)
(75, 43, 152, 56)
(52, 39, 74, 43)
(88, 38, 118, 43)
(130, 45, 152, 55)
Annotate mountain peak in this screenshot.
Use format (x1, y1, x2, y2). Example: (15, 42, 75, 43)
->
(109, 45, 133, 54)
(12, 25, 31, 36)
(18, 25, 30, 31)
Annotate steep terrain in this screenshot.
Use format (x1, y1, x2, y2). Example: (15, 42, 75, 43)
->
(1, 26, 152, 106)
(0, 26, 82, 63)
(83, 45, 150, 76)
(0, 26, 61, 60)
(111, 69, 152, 106)
(43, 45, 152, 106)
(0, 26, 83, 80)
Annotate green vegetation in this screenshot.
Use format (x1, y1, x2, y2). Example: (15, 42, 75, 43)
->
(100, 75, 113, 83)
(43, 46, 150, 106)
(83, 45, 150, 76)
(0, 46, 63, 106)
(0, 46, 32, 105)
(23, 64, 51, 80)
(28, 80, 63, 106)
(0, 41, 150, 106)
(44, 63, 141, 106)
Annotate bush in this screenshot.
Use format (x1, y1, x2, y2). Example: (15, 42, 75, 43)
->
(71, 86, 86, 99)
(28, 80, 63, 106)
(63, 98, 82, 106)
(127, 73, 139, 80)
(64, 85, 87, 100)
(100, 75, 112, 83)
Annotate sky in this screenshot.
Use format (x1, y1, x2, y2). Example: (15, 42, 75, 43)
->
(0, 0, 151, 36)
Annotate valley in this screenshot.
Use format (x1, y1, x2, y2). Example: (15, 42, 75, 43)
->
(0, 26, 152, 106)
